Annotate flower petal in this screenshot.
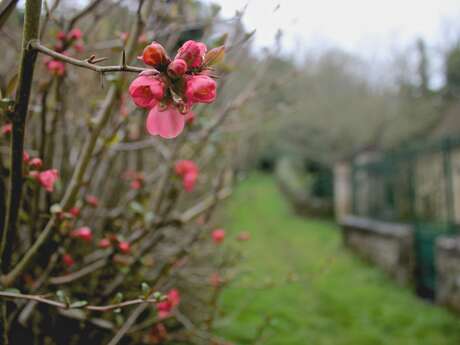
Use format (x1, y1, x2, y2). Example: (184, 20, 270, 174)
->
(146, 105, 185, 139)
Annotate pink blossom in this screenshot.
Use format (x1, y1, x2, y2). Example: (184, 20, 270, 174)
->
(185, 75, 217, 104)
(146, 104, 186, 139)
(118, 241, 131, 254)
(36, 169, 59, 192)
(62, 254, 75, 268)
(1, 123, 12, 135)
(212, 229, 225, 244)
(141, 42, 168, 67)
(182, 172, 198, 192)
(175, 40, 207, 68)
(68, 28, 83, 40)
(29, 158, 43, 169)
(175, 160, 198, 176)
(98, 238, 111, 249)
(175, 160, 199, 192)
(70, 226, 93, 242)
(156, 289, 180, 318)
(46, 60, 66, 76)
(129, 76, 165, 109)
(56, 31, 66, 41)
(130, 179, 142, 190)
(68, 207, 81, 218)
(167, 58, 187, 78)
(23, 151, 30, 163)
(85, 195, 99, 207)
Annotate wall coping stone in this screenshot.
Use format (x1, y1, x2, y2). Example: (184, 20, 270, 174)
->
(341, 215, 413, 238)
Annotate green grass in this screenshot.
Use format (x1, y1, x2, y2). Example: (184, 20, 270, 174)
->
(217, 174, 460, 345)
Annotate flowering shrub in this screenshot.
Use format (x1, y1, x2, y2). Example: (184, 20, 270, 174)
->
(0, 1, 263, 344)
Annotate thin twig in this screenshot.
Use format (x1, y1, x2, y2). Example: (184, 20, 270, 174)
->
(30, 40, 147, 74)
(0, 291, 160, 312)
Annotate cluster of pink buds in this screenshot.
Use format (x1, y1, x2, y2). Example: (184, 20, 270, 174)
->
(174, 160, 199, 192)
(98, 235, 131, 254)
(27, 154, 59, 193)
(156, 289, 180, 318)
(128, 40, 224, 139)
(45, 28, 85, 76)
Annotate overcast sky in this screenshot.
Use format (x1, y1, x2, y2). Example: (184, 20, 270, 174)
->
(204, 0, 460, 87)
(208, 0, 460, 57)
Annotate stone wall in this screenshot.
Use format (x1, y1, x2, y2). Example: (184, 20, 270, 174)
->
(341, 216, 415, 286)
(436, 236, 460, 311)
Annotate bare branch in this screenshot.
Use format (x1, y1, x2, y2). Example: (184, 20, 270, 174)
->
(0, 291, 160, 312)
(30, 40, 148, 74)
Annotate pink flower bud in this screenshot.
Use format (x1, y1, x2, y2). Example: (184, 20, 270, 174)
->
(36, 169, 59, 192)
(85, 195, 99, 208)
(212, 229, 225, 244)
(56, 31, 66, 41)
(175, 160, 198, 176)
(130, 179, 142, 190)
(23, 151, 30, 163)
(183, 172, 198, 192)
(175, 40, 207, 68)
(46, 60, 66, 76)
(167, 59, 187, 78)
(68, 28, 83, 40)
(98, 238, 111, 249)
(185, 75, 217, 104)
(68, 207, 81, 218)
(141, 42, 169, 67)
(1, 123, 12, 135)
(156, 289, 180, 318)
(118, 241, 131, 254)
(70, 226, 93, 242)
(129, 76, 165, 109)
(29, 158, 43, 169)
(175, 160, 199, 192)
(62, 254, 75, 268)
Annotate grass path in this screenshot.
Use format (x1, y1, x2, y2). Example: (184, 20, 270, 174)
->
(217, 174, 460, 345)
